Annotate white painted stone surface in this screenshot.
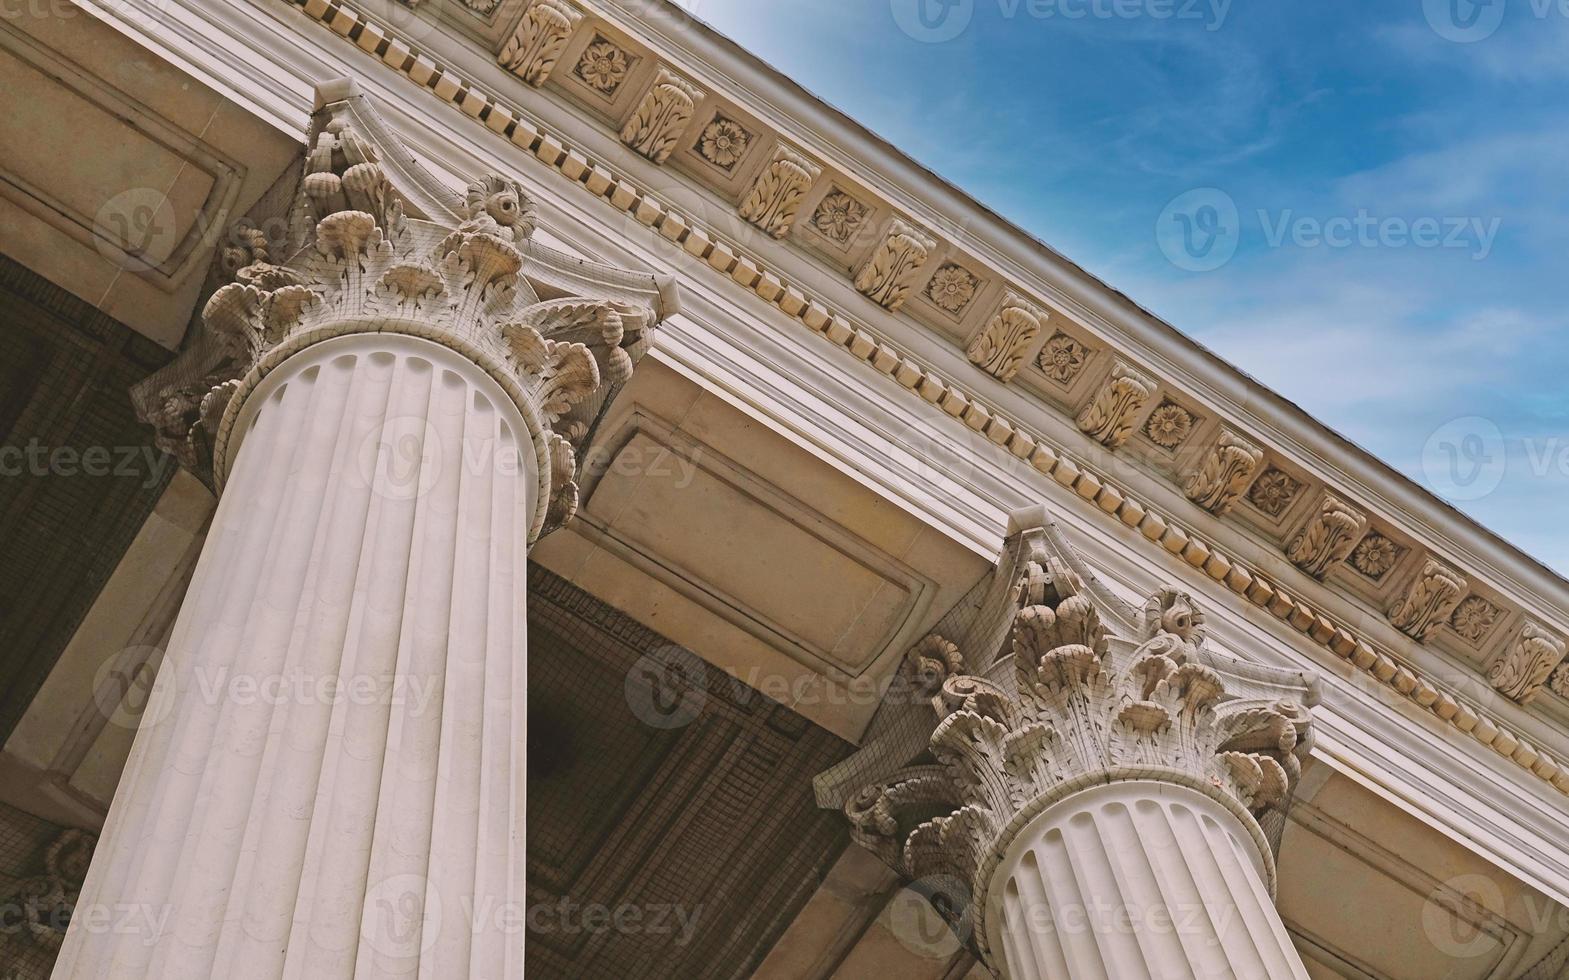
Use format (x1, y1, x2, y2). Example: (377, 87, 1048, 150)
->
(988, 781, 1309, 980)
(54, 334, 531, 979)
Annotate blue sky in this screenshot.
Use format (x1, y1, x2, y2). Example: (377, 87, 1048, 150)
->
(684, 0, 1569, 576)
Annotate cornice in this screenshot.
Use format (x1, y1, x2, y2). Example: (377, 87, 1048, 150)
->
(247, 0, 1569, 810)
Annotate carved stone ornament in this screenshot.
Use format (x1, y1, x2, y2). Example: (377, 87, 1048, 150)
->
(810, 188, 871, 247)
(573, 34, 634, 96)
(1387, 558, 1468, 641)
(1550, 660, 1569, 701)
(818, 507, 1317, 974)
(695, 116, 752, 171)
(1248, 466, 1304, 519)
(1143, 399, 1196, 450)
(1488, 622, 1567, 704)
(131, 79, 676, 544)
(737, 144, 821, 238)
(1036, 330, 1090, 385)
(1450, 594, 1504, 644)
(1285, 493, 1369, 579)
(619, 67, 703, 164)
(966, 293, 1044, 383)
(497, 0, 583, 86)
(1349, 532, 1405, 582)
(1075, 360, 1155, 449)
(926, 262, 980, 316)
(853, 218, 936, 311)
(0, 829, 96, 951)
(1183, 428, 1265, 515)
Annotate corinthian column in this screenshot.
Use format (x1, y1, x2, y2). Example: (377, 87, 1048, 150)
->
(838, 512, 1317, 979)
(51, 80, 673, 980)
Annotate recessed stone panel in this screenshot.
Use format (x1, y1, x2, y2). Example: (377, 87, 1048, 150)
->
(584, 426, 922, 678)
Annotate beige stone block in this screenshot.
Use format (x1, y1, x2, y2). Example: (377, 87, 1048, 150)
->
(706, 242, 738, 273)
(559, 150, 589, 180)
(584, 165, 614, 196)
(485, 103, 514, 135)
(1030, 445, 1058, 475)
(356, 21, 385, 54)
(433, 71, 464, 103)
(409, 55, 438, 86)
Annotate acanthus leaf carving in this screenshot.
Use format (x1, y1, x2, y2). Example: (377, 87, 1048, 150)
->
(1285, 493, 1369, 578)
(1183, 428, 1265, 515)
(966, 293, 1044, 383)
(823, 510, 1316, 974)
(1075, 360, 1155, 449)
(853, 218, 936, 311)
(131, 80, 672, 543)
(498, 0, 583, 86)
(737, 144, 821, 238)
(1487, 622, 1567, 703)
(0, 829, 96, 952)
(619, 68, 703, 164)
(1387, 558, 1468, 640)
(500, 322, 601, 424)
(905, 634, 966, 698)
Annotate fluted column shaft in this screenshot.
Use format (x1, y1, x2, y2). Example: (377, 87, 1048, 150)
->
(987, 780, 1308, 980)
(54, 333, 532, 980)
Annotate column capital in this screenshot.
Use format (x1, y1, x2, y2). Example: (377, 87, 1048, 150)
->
(131, 77, 677, 545)
(837, 513, 1318, 973)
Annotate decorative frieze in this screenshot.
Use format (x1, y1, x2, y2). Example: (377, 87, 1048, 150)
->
(497, 0, 583, 86)
(1286, 493, 1369, 578)
(1489, 623, 1568, 703)
(1075, 360, 1155, 449)
(619, 68, 703, 164)
(1388, 559, 1468, 640)
(853, 218, 935, 311)
(1183, 428, 1265, 515)
(131, 80, 670, 540)
(965, 292, 1043, 382)
(737, 144, 820, 238)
